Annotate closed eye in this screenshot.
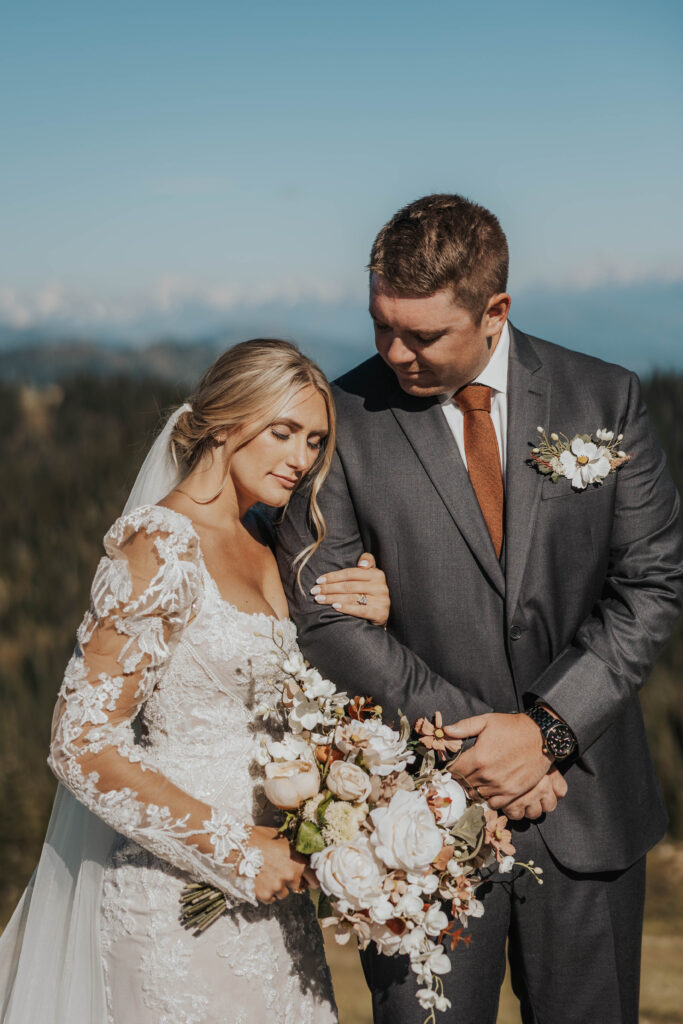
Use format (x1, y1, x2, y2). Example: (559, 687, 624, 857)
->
(412, 331, 446, 344)
(271, 428, 325, 452)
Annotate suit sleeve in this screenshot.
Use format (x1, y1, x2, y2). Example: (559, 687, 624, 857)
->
(276, 449, 492, 726)
(528, 372, 683, 752)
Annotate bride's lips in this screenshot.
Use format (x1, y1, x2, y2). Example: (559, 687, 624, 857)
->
(271, 473, 298, 489)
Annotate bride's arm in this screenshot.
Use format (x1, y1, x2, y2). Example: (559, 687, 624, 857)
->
(48, 510, 304, 905)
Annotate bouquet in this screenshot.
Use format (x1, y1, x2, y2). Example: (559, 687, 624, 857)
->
(181, 631, 542, 1021)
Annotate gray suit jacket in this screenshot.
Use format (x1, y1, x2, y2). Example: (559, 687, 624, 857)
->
(276, 325, 683, 873)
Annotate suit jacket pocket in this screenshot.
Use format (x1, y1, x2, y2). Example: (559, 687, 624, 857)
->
(540, 471, 617, 500)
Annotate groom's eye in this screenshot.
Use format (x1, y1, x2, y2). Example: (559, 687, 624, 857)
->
(413, 331, 445, 344)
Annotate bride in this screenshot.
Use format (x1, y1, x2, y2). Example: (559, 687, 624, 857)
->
(0, 339, 391, 1024)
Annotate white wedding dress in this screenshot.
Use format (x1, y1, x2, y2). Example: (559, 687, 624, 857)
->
(0, 503, 337, 1024)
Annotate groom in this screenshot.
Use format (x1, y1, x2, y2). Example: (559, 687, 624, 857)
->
(276, 194, 683, 1024)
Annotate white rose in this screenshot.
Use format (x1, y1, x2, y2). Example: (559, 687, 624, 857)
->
(263, 760, 321, 809)
(335, 719, 415, 776)
(311, 834, 386, 912)
(422, 775, 467, 828)
(326, 761, 373, 802)
(370, 790, 444, 873)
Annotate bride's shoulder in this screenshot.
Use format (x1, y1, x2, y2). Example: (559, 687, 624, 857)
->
(92, 505, 204, 618)
(103, 504, 202, 563)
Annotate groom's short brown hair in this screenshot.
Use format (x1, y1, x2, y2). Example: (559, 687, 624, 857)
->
(369, 194, 509, 321)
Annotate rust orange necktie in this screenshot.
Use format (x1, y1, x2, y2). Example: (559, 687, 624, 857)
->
(453, 384, 504, 558)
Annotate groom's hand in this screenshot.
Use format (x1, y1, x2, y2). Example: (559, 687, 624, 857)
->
(444, 713, 553, 805)
(499, 767, 568, 820)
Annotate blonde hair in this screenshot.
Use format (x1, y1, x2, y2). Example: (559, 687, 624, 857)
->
(169, 338, 336, 578)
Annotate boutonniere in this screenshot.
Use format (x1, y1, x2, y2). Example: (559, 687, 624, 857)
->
(529, 427, 633, 490)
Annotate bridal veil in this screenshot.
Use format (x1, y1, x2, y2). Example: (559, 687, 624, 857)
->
(0, 404, 190, 1023)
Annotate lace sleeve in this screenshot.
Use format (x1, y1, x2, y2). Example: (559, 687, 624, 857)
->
(48, 505, 262, 906)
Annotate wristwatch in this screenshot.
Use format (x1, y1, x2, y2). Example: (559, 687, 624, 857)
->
(525, 704, 577, 760)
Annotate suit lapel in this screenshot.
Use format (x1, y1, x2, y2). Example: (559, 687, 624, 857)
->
(390, 390, 506, 599)
(504, 326, 551, 622)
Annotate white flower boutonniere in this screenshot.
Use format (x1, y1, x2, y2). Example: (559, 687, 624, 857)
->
(530, 427, 633, 490)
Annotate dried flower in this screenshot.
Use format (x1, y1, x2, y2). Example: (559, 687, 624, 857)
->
(414, 712, 463, 760)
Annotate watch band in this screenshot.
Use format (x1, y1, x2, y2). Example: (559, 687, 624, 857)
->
(525, 704, 577, 760)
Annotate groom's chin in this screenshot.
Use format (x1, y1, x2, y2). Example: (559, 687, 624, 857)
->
(396, 378, 445, 398)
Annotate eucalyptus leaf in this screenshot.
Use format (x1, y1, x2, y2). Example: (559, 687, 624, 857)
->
(450, 804, 486, 850)
(295, 820, 325, 855)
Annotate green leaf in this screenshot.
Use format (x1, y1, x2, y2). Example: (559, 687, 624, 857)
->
(581, 433, 592, 443)
(317, 793, 335, 827)
(295, 820, 325, 855)
(538, 464, 552, 475)
(450, 804, 486, 850)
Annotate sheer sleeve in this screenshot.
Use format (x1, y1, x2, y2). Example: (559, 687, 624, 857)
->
(48, 505, 262, 906)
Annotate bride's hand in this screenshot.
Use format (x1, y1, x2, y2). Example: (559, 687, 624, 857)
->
(248, 825, 308, 903)
(310, 552, 390, 627)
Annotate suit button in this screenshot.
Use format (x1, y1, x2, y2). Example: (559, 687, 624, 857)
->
(509, 625, 523, 641)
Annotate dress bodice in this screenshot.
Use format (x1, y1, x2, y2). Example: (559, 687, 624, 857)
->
(48, 504, 300, 906)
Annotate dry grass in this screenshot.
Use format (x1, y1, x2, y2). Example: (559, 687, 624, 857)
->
(324, 841, 683, 1024)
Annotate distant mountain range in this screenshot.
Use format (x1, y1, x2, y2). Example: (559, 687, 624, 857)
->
(0, 279, 680, 386)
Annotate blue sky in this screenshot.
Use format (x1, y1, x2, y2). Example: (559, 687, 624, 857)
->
(1, 0, 681, 368)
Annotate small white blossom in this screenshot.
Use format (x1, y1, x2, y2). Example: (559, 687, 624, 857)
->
(596, 428, 614, 441)
(559, 438, 611, 489)
(288, 693, 324, 733)
(499, 855, 515, 873)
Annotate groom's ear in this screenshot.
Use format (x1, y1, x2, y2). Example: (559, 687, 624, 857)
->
(483, 293, 511, 337)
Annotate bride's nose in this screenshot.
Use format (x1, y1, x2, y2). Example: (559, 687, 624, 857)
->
(286, 437, 312, 473)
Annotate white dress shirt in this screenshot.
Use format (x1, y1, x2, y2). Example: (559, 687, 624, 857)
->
(440, 320, 510, 479)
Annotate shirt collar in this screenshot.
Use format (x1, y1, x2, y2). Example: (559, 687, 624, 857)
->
(439, 320, 511, 404)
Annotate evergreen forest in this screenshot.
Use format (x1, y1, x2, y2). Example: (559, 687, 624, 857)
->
(1, 371, 682, 925)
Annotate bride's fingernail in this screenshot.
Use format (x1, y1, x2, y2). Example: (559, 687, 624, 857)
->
(316, 576, 327, 584)
(314, 594, 327, 603)
(358, 561, 370, 567)
(310, 585, 321, 594)
(332, 602, 342, 610)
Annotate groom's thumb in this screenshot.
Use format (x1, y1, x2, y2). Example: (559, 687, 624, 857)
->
(443, 715, 489, 738)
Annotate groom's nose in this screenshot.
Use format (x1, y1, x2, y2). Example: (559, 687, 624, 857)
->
(383, 333, 416, 367)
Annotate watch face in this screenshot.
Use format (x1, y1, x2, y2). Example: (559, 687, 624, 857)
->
(547, 723, 576, 759)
